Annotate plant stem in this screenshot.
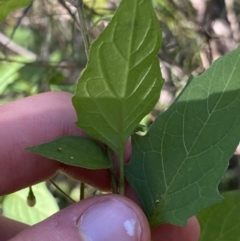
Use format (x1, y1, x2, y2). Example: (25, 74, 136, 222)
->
(118, 150, 125, 195)
(65, 0, 90, 200)
(65, 0, 90, 58)
(76, 0, 91, 59)
(110, 170, 118, 194)
(28, 186, 34, 198)
(87, 15, 113, 34)
(106, 146, 118, 194)
(80, 182, 85, 200)
(49, 178, 76, 203)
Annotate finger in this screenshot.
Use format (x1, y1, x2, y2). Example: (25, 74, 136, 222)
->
(0, 92, 201, 241)
(151, 216, 200, 241)
(0, 216, 29, 241)
(0, 91, 112, 195)
(1, 204, 200, 241)
(7, 194, 150, 241)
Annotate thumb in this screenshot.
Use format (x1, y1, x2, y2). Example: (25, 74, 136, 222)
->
(9, 194, 150, 241)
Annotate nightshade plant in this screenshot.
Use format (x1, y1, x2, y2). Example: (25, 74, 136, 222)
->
(3, 0, 240, 238)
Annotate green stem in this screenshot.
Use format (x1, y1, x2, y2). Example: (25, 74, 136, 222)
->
(49, 178, 76, 203)
(106, 146, 118, 194)
(64, 1, 89, 199)
(76, 0, 91, 59)
(87, 15, 113, 34)
(80, 182, 85, 200)
(28, 186, 34, 198)
(110, 170, 118, 194)
(118, 150, 125, 195)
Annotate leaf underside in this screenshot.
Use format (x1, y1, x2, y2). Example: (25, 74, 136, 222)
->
(126, 46, 240, 227)
(27, 136, 110, 169)
(72, 0, 163, 154)
(197, 191, 240, 241)
(0, 0, 31, 21)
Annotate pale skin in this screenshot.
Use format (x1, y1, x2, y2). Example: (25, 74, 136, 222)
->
(0, 92, 200, 241)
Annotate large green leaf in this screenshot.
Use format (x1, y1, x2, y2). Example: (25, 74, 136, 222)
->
(0, 0, 31, 21)
(125, 46, 240, 227)
(27, 136, 110, 169)
(2, 182, 59, 225)
(197, 191, 240, 241)
(72, 0, 163, 155)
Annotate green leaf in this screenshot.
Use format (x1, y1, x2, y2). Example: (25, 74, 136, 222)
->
(50, 84, 76, 93)
(2, 182, 59, 225)
(197, 191, 240, 241)
(72, 0, 163, 154)
(27, 136, 110, 169)
(125, 46, 240, 227)
(0, 61, 24, 94)
(0, 0, 31, 21)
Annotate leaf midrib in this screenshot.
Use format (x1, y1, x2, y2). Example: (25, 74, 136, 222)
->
(118, 0, 137, 152)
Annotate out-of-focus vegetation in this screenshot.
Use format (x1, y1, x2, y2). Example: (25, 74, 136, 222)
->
(1, 0, 238, 104)
(1, 0, 240, 210)
(2, 182, 59, 225)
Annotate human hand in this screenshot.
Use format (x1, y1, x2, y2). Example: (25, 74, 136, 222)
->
(0, 91, 200, 241)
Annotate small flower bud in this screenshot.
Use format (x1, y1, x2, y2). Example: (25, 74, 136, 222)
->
(27, 186, 36, 207)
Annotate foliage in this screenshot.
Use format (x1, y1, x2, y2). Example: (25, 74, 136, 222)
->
(72, 0, 163, 157)
(2, 0, 240, 239)
(126, 46, 240, 226)
(0, 0, 31, 21)
(27, 136, 111, 169)
(197, 191, 240, 241)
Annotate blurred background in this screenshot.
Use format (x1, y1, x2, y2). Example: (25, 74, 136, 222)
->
(1, 0, 240, 224)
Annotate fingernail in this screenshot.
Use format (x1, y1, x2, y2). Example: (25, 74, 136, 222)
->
(78, 198, 142, 241)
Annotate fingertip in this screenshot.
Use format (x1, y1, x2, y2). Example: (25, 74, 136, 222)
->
(0, 216, 29, 241)
(10, 195, 150, 241)
(151, 216, 200, 241)
(78, 195, 146, 241)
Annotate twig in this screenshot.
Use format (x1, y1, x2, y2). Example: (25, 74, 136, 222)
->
(58, 0, 82, 32)
(0, 32, 37, 60)
(87, 15, 113, 34)
(65, 0, 77, 7)
(49, 178, 76, 203)
(80, 182, 85, 200)
(225, 0, 240, 42)
(76, 0, 90, 58)
(66, 0, 90, 58)
(10, 2, 33, 40)
(0, 57, 84, 69)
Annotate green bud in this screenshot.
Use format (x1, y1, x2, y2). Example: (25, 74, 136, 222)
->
(27, 186, 36, 207)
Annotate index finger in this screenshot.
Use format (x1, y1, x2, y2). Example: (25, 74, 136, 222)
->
(0, 91, 111, 195)
(0, 91, 201, 241)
